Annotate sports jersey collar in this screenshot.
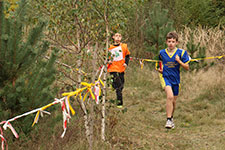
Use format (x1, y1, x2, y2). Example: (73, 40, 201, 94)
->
(113, 43, 120, 46)
(165, 48, 177, 58)
(110, 43, 122, 49)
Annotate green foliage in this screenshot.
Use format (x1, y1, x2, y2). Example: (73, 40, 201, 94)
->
(144, 2, 174, 58)
(172, 0, 225, 28)
(90, 0, 135, 41)
(29, 0, 131, 76)
(186, 33, 208, 71)
(31, 0, 135, 44)
(187, 33, 199, 57)
(0, 0, 57, 134)
(31, 0, 109, 43)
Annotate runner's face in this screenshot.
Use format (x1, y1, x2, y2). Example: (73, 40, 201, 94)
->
(113, 33, 122, 44)
(166, 38, 178, 50)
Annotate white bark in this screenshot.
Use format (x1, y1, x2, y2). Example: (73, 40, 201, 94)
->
(88, 42, 98, 148)
(101, 2, 109, 141)
(76, 31, 92, 150)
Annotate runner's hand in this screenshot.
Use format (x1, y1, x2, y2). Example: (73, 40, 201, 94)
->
(175, 55, 181, 62)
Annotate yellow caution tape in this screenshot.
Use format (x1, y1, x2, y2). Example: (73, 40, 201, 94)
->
(62, 78, 104, 103)
(32, 111, 40, 127)
(41, 102, 57, 111)
(66, 96, 75, 115)
(141, 55, 224, 69)
(190, 55, 225, 61)
(98, 78, 104, 87)
(142, 59, 160, 63)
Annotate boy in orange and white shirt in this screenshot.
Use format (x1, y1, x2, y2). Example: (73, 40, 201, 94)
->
(107, 33, 130, 108)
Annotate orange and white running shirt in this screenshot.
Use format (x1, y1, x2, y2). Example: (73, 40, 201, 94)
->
(107, 43, 130, 73)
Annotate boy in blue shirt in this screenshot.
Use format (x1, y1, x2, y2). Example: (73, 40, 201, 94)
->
(158, 32, 190, 129)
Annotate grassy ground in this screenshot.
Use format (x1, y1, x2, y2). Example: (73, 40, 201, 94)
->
(8, 60, 225, 150)
(105, 61, 225, 150)
(6, 26, 224, 150)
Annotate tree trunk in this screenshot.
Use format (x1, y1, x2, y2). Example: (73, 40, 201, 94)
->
(88, 42, 98, 148)
(101, 1, 109, 141)
(76, 31, 92, 150)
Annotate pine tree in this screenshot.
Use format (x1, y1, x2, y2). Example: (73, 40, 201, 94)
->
(0, 0, 57, 134)
(144, 2, 174, 59)
(186, 33, 207, 71)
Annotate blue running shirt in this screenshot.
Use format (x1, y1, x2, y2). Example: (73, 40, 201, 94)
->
(159, 48, 190, 84)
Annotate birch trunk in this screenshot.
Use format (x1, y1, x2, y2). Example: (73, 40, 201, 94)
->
(101, 2, 109, 141)
(76, 31, 92, 150)
(88, 42, 98, 148)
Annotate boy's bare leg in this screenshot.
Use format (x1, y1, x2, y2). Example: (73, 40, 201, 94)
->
(172, 96, 178, 117)
(165, 86, 174, 118)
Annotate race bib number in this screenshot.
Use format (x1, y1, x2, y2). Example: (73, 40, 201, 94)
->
(110, 46, 123, 61)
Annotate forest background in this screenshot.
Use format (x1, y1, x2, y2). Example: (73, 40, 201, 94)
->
(0, 0, 224, 149)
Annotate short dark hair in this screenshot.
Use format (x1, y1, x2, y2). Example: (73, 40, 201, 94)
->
(166, 32, 178, 41)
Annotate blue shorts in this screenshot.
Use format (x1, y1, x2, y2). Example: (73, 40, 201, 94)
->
(163, 77, 180, 96)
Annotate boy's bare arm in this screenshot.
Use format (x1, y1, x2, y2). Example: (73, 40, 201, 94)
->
(175, 55, 189, 70)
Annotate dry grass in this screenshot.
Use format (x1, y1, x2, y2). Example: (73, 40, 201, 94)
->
(182, 64, 225, 100)
(108, 63, 225, 150)
(179, 26, 225, 56)
(10, 27, 225, 150)
(103, 27, 225, 149)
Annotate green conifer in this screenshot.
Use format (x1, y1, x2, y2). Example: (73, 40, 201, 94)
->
(0, 0, 57, 134)
(144, 2, 174, 58)
(186, 33, 207, 71)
